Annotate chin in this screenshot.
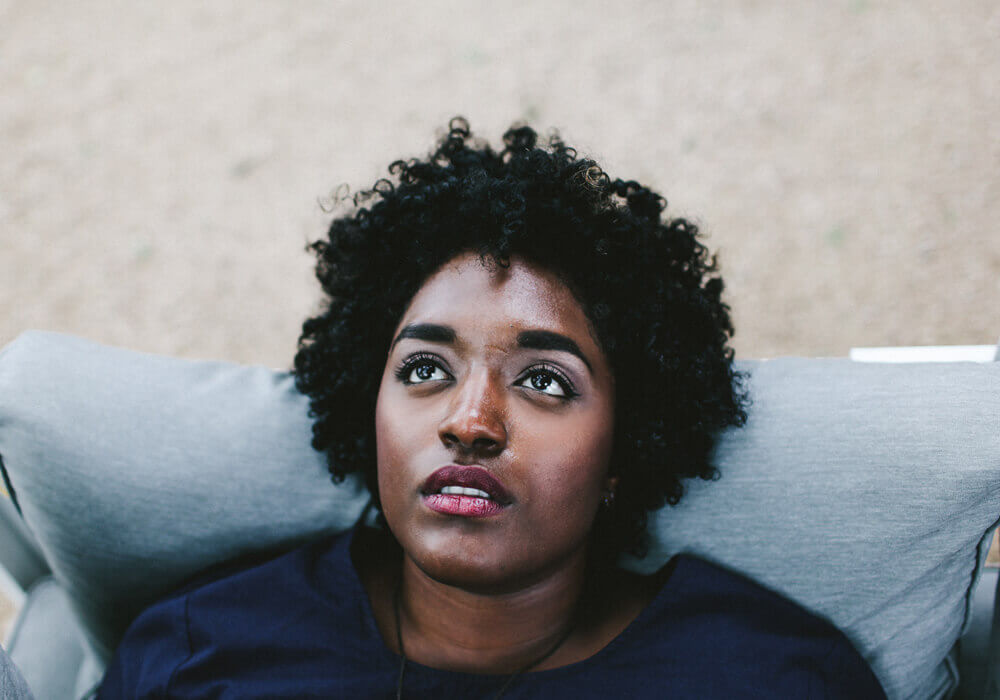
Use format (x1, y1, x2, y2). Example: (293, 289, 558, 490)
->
(415, 531, 586, 596)
(416, 557, 513, 593)
(409, 534, 517, 591)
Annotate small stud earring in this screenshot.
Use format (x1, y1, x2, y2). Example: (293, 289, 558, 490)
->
(601, 491, 616, 508)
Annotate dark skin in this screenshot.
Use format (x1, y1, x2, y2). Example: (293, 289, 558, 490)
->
(358, 251, 658, 675)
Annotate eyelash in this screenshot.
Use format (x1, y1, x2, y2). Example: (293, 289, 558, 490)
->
(393, 353, 579, 399)
(525, 363, 579, 398)
(393, 353, 444, 384)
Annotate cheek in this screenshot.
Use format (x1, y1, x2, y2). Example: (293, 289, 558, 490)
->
(374, 377, 408, 505)
(374, 377, 441, 514)
(519, 407, 615, 511)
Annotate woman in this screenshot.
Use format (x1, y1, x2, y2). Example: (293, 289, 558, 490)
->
(99, 119, 885, 698)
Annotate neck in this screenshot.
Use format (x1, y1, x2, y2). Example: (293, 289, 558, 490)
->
(395, 549, 587, 674)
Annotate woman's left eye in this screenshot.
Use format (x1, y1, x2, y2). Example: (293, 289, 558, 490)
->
(516, 369, 574, 398)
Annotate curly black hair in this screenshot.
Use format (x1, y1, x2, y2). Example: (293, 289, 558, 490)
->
(294, 117, 747, 562)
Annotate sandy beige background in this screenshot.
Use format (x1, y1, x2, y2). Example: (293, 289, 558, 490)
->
(2, 1, 998, 367)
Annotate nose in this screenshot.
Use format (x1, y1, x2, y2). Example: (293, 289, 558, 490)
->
(438, 366, 508, 456)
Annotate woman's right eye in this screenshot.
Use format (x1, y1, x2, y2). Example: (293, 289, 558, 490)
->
(395, 357, 451, 385)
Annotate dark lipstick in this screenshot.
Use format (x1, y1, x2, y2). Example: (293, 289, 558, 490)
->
(421, 465, 512, 503)
(420, 465, 512, 517)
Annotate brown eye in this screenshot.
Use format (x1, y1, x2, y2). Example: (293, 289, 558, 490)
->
(410, 362, 447, 383)
(530, 373, 556, 393)
(515, 368, 574, 398)
(393, 352, 452, 385)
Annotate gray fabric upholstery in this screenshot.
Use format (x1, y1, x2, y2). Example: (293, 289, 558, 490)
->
(963, 335, 1000, 700)
(0, 330, 998, 700)
(4, 578, 82, 700)
(0, 495, 48, 591)
(0, 645, 34, 700)
(0, 332, 369, 662)
(621, 357, 1000, 698)
(4, 577, 103, 700)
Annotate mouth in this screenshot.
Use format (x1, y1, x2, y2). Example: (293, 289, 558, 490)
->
(420, 465, 512, 518)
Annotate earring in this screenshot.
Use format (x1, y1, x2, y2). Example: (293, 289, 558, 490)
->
(601, 491, 616, 508)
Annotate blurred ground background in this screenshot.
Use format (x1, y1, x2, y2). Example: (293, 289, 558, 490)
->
(2, 1, 998, 367)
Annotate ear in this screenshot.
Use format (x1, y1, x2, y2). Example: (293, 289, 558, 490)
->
(604, 476, 619, 494)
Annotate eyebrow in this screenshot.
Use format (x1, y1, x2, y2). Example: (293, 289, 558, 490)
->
(391, 323, 457, 348)
(516, 329, 593, 373)
(391, 323, 593, 374)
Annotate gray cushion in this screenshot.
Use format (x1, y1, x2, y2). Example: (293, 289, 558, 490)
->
(0, 332, 369, 661)
(0, 331, 998, 699)
(622, 357, 1000, 699)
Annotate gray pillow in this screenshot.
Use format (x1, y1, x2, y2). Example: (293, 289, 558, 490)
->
(0, 330, 998, 700)
(0, 332, 369, 660)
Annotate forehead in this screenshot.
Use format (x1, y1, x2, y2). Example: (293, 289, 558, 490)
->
(397, 252, 594, 346)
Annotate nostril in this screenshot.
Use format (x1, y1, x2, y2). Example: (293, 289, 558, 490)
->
(441, 432, 501, 453)
(473, 437, 500, 452)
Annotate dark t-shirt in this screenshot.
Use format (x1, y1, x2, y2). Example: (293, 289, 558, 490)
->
(99, 526, 886, 699)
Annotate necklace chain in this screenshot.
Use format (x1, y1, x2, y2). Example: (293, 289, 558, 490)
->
(392, 580, 575, 700)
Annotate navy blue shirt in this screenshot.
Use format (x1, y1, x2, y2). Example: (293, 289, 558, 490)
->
(99, 526, 885, 699)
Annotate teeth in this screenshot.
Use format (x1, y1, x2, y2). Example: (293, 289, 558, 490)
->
(440, 486, 491, 498)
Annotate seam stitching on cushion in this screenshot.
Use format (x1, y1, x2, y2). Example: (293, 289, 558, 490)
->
(0, 453, 22, 516)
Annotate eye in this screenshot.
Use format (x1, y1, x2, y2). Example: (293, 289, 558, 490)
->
(394, 354, 451, 385)
(515, 366, 577, 399)
(408, 362, 449, 384)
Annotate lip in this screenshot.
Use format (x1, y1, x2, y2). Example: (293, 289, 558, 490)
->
(421, 465, 513, 505)
(422, 493, 507, 518)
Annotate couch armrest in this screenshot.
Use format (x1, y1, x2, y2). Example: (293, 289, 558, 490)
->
(987, 574, 1000, 699)
(958, 565, 999, 699)
(850, 341, 999, 698)
(6, 578, 90, 700)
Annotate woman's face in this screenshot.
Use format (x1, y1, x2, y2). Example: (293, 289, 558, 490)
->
(375, 252, 616, 592)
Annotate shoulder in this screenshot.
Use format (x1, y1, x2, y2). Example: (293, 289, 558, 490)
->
(96, 586, 191, 698)
(602, 554, 886, 698)
(663, 554, 830, 624)
(98, 530, 354, 699)
(664, 554, 875, 658)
